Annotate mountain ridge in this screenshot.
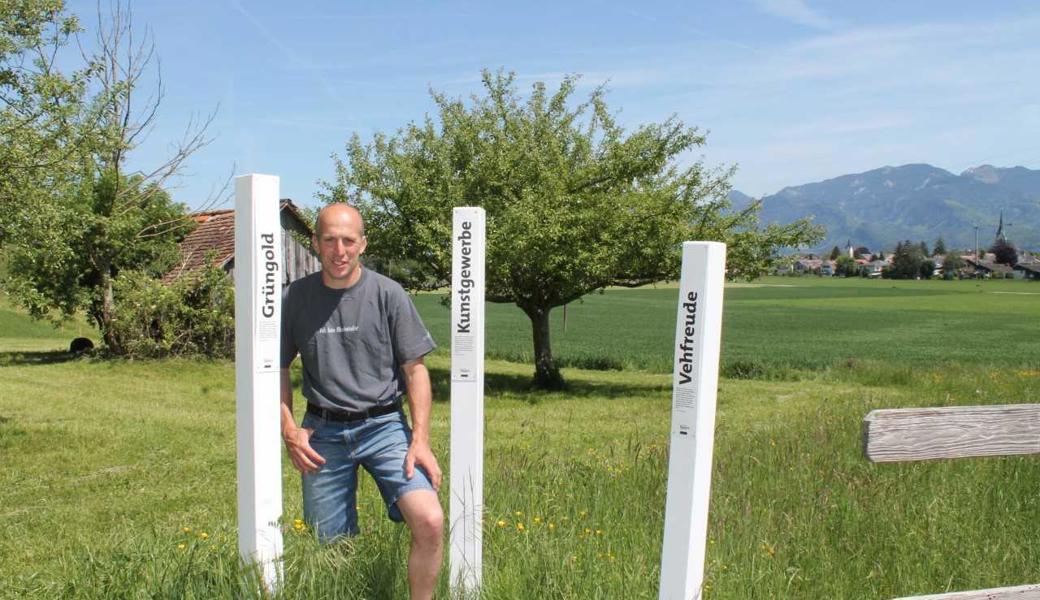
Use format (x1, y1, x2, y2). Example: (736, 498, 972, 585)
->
(731, 164, 1040, 251)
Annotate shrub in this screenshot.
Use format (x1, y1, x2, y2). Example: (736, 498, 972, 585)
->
(109, 264, 234, 358)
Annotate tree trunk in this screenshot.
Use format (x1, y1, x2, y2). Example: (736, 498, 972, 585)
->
(524, 304, 565, 390)
(98, 263, 124, 355)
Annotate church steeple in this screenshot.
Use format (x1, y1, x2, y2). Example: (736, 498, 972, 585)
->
(996, 210, 1006, 243)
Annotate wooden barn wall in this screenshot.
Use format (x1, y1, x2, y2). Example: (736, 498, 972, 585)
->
(280, 212, 320, 285)
(221, 211, 320, 286)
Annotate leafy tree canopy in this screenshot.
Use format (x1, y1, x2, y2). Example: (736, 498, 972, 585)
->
(320, 70, 822, 388)
(834, 254, 857, 277)
(942, 250, 964, 278)
(989, 238, 1018, 266)
(885, 239, 932, 279)
(1, 1, 210, 354)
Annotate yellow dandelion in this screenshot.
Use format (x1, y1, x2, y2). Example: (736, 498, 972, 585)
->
(198, 532, 209, 540)
(496, 519, 507, 528)
(583, 528, 592, 535)
(579, 510, 588, 519)
(293, 518, 304, 526)
(761, 542, 776, 557)
(177, 543, 186, 551)
(516, 522, 526, 532)
(181, 527, 192, 534)
(595, 529, 603, 536)
(548, 523, 556, 532)
(533, 516, 542, 524)
(514, 511, 523, 517)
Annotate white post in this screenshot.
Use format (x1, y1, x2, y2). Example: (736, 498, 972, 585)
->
(234, 174, 284, 591)
(449, 207, 486, 595)
(659, 241, 726, 600)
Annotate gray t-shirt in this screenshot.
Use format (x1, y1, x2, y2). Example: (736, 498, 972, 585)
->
(280, 269, 436, 412)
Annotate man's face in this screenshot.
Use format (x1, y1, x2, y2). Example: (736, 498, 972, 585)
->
(313, 206, 367, 288)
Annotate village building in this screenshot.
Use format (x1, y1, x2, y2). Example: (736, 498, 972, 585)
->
(963, 256, 1014, 279)
(1013, 255, 1040, 280)
(794, 257, 823, 274)
(865, 259, 887, 277)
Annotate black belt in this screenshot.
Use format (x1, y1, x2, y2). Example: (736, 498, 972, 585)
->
(306, 401, 400, 423)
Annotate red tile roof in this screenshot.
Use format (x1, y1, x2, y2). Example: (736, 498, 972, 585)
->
(162, 210, 236, 284)
(163, 200, 311, 284)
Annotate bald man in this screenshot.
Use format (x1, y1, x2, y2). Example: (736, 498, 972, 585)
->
(280, 203, 443, 599)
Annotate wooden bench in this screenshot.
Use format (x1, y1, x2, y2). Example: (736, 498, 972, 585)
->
(863, 404, 1040, 600)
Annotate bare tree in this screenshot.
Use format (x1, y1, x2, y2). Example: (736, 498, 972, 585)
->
(1, 1, 227, 354)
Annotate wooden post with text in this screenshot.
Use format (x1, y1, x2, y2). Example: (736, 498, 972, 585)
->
(234, 174, 284, 591)
(659, 241, 726, 600)
(449, 207, 486, 596)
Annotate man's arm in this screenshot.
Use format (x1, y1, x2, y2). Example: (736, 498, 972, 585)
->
(280, 367, 325, 473)
(401, 357, 442, 490)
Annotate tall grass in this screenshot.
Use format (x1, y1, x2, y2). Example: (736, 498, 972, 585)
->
(1, 278, 1038, 598)
(1, 355, 1038, 599)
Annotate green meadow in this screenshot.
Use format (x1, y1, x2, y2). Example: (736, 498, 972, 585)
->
(414, 276, 1040, 373)
(1, 277, 1038, 599)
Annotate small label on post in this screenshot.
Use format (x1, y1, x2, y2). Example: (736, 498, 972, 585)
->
(254, 227, 280, 373)
(452, 217, 479, 382)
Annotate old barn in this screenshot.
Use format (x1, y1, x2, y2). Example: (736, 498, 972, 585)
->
(163, 199, 320, 285)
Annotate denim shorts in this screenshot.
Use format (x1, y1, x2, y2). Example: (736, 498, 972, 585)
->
(300, 409, 435, 542)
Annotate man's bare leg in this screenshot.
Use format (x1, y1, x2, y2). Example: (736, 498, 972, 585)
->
(396, 490, 444, 599)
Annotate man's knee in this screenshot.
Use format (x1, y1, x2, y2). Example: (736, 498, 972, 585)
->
(399, 491, 444, 544)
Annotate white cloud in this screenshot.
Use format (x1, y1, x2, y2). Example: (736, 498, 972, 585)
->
(751, 0, 834, 30)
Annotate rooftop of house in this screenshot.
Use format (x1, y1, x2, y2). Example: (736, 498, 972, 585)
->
(162, 200, 310, 284)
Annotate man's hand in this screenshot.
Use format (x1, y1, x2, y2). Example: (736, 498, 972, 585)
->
(283, 427, 325, 474)
(405, 440, 442, 490)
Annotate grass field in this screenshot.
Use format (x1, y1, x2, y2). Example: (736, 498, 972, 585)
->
(1, 278, 1038, 599)
(0, 295, 94, 353)
(413, 276, 1040, 374)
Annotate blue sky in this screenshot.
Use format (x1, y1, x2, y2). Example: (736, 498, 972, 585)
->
(67, 0, 1040, 210)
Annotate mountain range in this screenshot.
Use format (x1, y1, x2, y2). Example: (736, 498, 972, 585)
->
(731, 164, 1040, 252)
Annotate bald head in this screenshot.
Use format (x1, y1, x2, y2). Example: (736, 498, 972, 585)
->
(315, 203, 365, 238)
(312, 203, 368, 288)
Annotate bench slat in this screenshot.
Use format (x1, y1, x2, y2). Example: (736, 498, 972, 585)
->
(893, 583, 1040, 599)
(863, 404, 1040, 463)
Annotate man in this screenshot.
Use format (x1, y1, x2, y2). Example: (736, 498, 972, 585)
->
(280, 203, 443, 599)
